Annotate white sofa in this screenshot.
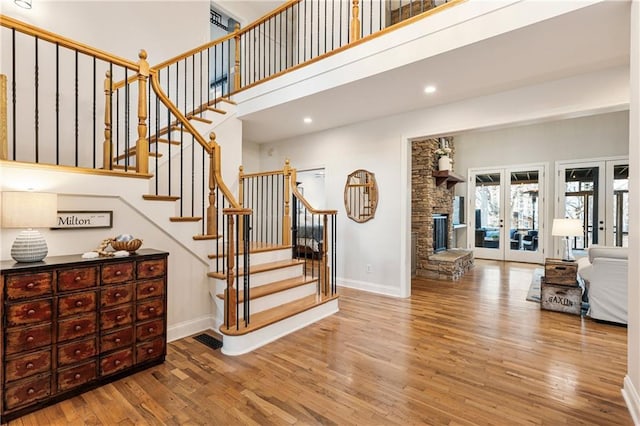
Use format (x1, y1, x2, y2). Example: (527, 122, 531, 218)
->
(577, 246, 628, 325)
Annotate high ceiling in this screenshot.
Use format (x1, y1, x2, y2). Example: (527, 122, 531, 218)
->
(235, 1, 630, 144)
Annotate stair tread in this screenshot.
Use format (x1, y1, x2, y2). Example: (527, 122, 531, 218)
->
(206, 259, 303, 279)
(143, 195, 180, 201)
(219, 293, 338, 336)
(114, 150, 162, 162)
(207, 242, 292, 258)
(170, 216, 202, 222)
(193, 234, 221, 241)
(216, 275, 318, 302)
(150, 137, 181, 146)
(188, 115, 213, 124)
(206, 106, 227, 115)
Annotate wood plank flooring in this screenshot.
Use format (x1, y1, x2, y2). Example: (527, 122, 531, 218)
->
(5, 260, 631, 425)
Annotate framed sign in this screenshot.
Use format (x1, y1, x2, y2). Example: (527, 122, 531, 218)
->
(53, 211, 113, 229)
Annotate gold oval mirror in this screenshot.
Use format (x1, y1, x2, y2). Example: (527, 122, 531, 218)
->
(344, 169, 378, 223)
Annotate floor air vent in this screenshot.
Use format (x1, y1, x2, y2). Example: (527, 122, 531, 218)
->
(193, 333, 223, 350)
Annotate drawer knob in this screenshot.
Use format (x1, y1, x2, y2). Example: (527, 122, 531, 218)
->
(27, 309, 36, 316)
(27, 388, 35, 395)
(26, 282, 35, 289)
(148, 327, 155, 333)
(148, 287, 155, 292)
(114, 338, 121, 343)
(115, 270, 122, 276)
(149, 266, 155, 271)
(26, 335, 35, 343)
(148, 307, 155, 313)
(74, 349, 82, 355)
(114, 360, 121, 366)
(26, 362, 34, 369)
(74, 325, 82, 331)
(74, 373, 81, 380)
(114, 292, 122, 298)
(116, 314, 125, 321)
(75, 300, 84, 307)
(147, 348, 154, 354)
(74, 276, 81, 282)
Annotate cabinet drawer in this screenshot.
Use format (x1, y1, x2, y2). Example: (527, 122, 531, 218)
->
(4, 376, 51, 411)
(101, 327, 133, 353)
(136, 279, 164, 301)
(58, 313, 96, 342)
(137, 259, 166, 279)
(58, 338, 97, 367)
(57, 361, 97, 392)
(6, 272, 52, 300)
(58, 291, 97, 317)
(136, 299, 164, 321)
(5, 350, 52, 382)
(100, 349, 133, 376)
(5, 323, 52, 355)
(136, 319, 164, 342)
(136, 337, 165, 364)
(100, 283, 133, 307)
(6, 299, 52, 326)
(57, 267, 98, 291)
(101, 262, 134, 284)
(100, 305, 133, 331)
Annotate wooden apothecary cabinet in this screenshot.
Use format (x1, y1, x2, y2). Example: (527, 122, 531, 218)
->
(1, 249, 168, 421)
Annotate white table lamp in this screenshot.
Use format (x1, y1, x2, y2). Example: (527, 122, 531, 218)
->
(1, 191, 58, 262)
(551, 218, 583, 262)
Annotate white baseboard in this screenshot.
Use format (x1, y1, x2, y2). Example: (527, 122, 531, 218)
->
(337, 277, 405, 298)
(221, 299, 339, 356)
(623, 375, 640, 425)
(167, 315, 215, 343)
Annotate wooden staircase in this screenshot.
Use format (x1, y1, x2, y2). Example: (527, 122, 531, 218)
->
(208, 242, 339, 355)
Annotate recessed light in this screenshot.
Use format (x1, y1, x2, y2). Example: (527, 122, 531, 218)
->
(424, 85, 436, 94)
(303, 117, 312, 124)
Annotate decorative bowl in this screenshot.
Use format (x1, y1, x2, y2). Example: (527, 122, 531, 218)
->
(110, 238, 142, 253)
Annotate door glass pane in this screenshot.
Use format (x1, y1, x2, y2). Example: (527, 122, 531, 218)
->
(509, 170, 539, 252)
(564, 167, 597, 250)
(613, 164, 629, 247)
(474, 173, 501, 249)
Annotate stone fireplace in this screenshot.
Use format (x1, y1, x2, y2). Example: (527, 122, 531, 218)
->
(412, 138, 473, 280)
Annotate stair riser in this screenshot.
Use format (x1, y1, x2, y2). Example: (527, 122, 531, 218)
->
(210, 248, 293, 269)
(231, 282, 318, 319)
(242, 264, 304, 287)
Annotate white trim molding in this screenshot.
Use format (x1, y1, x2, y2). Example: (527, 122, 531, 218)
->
(623, 375, 640, 425)
(167, 315, 215, 343)
(338, 278, 405, 298)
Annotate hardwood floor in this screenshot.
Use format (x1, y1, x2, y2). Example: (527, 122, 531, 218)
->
(5, 260, 631, 425)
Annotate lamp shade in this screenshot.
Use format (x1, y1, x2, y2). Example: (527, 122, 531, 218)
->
(1, 192, 58, 228)
(551, 218, 583, 237)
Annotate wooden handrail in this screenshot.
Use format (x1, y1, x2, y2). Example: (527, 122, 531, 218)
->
(290, 168, 338, 215)
(0, 15, 138, 70)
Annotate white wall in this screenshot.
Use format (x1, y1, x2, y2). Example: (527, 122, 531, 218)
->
(257, 66, 629, 299)
(242, 140, 262, 173)
(0, 164, 214, 342)
(2, 1, 210, 64)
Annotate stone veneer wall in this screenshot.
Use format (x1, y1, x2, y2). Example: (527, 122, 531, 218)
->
(412, 138, 456, 277)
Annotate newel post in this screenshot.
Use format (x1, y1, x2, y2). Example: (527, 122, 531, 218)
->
(283, 159, 292, 246)
(207, 132, 219, 237)
(234, 23, 241, 91)
(350, 0, 361, 42)
(135, 50, 150, 174)
(102, 71, 113, 170)
(0, 74, 7, 160)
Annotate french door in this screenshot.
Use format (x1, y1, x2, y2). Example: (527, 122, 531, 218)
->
(469, 165, 545, 263)
(555, 157, 628, 256)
